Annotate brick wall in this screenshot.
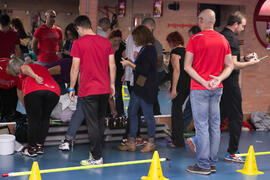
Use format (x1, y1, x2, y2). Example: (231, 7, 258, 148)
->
(1, 0, 269, 114)
(97, 0, 270, 115)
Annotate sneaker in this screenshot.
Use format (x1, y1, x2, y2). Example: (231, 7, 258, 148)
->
(167, 141, 176, 148)
(210, 165, 216, 173)
(121, 138, 127, 145)
(80, 153, 103, 166)
(21, 145, 37, 157)
(59, 139, 73, 151)
(224, 153, 245, 163)
(186, 164, 211, 175)
(187, 136, 196, 153)
(136, 137, 148, 146)
(36, 144, 44, 154)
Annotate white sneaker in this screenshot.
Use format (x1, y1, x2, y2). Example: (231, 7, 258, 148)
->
(59, 139, 73, 151)
(80, 152, 103, 166)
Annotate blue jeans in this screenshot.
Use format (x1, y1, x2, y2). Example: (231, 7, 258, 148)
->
(190, 88, 223, 169)
(128, 92, 156, 138)
(65, 101, 84, 141)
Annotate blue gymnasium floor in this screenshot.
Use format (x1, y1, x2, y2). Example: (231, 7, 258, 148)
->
(1, 131, 270, 180)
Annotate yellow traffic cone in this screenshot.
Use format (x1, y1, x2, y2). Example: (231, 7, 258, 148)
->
(236, 145, 264, 175)
(29, 161, 42, 180)
(141, 151, 169, 180)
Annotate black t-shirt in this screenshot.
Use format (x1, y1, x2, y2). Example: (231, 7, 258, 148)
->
(168, 47, 190, 95)
(220, 27, 240, 75)
(115, 41, 126, 83)
(18, 30, 29, 54)
(62, 40, 73, 59)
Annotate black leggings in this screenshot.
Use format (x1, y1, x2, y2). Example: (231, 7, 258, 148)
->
(24, 90, 59, 146)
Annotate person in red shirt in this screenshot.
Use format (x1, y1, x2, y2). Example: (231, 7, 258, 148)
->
(184, 9, 234, 175)
(6, 55, 60, 157)
(0, 58, 20, 134)
(69, 15, 116, 165)
(32, 10, 63, 65)
(0, 14, 21, 58)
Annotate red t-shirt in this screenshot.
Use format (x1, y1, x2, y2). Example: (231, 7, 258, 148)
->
(34, 24, 63, 63)
(0, 58, 19, 89)
(17, 64, 60, 97)
(186, 30, 231, 90)
(0, 28, 20, 58)
(71, 35, 114, 97)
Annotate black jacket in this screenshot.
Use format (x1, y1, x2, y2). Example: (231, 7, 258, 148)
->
(133, 45, 158, 104)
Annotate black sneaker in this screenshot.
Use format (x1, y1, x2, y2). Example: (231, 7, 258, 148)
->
(21, 145, 37, 157)
(36, 144, 44, 154)
(210, 165, 216, 173)
(186, 164, 211, 175)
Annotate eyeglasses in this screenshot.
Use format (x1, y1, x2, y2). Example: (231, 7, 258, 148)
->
(49, 15, 56, 18)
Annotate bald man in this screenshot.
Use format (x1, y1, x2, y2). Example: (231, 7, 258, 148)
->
(32, 10, 63, 66)
(184, 9, 234, 175)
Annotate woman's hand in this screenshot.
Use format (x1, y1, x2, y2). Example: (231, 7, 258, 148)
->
(121, 59, 129, 67)
(34, 75, 43, 84)
(63, 50, 70, 56)
(170, 88, 177, 100)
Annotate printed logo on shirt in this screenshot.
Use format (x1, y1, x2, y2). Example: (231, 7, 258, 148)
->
(44, 83, 55, 89)
(0, 79, 15, 88)
(46, 32, 58, 39)
(192, 34, 204, 39)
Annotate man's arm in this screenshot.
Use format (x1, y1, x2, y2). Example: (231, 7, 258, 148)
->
(109, 54, 116, 97)
(69, 57, 80, 90)
(69, 57, 80, 100)
(32, 37, 39, 55)
(219, 54, 234, 80)
(48, 65, 61, 75)
(14, 44, 21, 58)
(184, 51, 210, 90)
(209, 54, 234, 89)
(170, 54, 180, 99)
(232, 55, 259, 69)
(21, 64, 43, 84)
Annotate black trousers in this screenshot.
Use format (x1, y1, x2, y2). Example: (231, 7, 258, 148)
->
(115, 80, 125, 116)
(79, 94, 109, 160)
(220, 73, 243, 154)
(171, 92, 188, 147)
(24, 90, 59, 146)
(0, 87, 18, 122)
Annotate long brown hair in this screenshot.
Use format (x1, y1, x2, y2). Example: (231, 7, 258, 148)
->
(132, 25, 155, 46)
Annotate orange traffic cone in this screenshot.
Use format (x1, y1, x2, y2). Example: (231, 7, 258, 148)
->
(29, 161, 42, 180)
(141, 151, 168, 180)
(236, 145, 264, 175)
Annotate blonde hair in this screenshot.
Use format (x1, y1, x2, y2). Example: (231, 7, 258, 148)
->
(7, 54, 24, 76)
